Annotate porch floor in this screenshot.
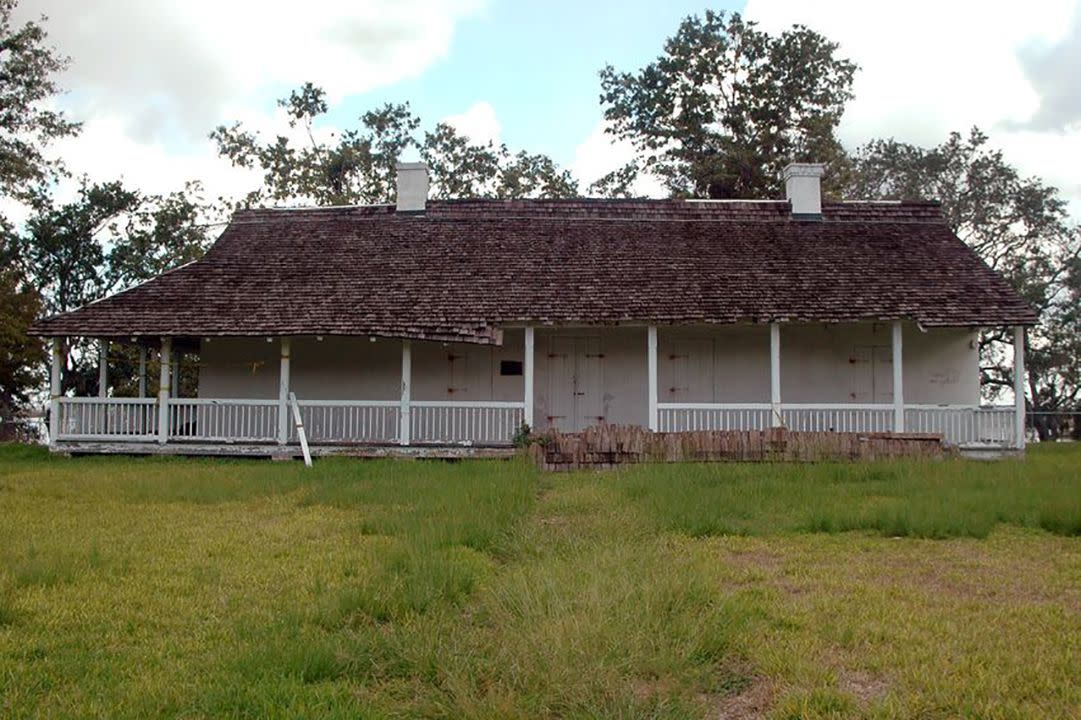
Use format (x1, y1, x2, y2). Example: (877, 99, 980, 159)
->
(51, 442, 519, 460)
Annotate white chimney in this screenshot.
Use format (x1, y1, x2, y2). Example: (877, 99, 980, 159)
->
(396, 162, 429, 213)
(782, 162, 826, 217)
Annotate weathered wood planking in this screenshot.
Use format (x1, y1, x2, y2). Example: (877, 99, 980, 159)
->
(51, 442, 516, 461)
(529, 425, 948, 471)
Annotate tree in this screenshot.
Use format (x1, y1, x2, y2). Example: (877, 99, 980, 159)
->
(0, 269, 41, 431)
(0, 0, 80, 203)
(0, 227, 41, 429)
(212, 83, 577, 207)
(596, 10, 856, 199)
(12, 180, 214, 396)
(0, 0, 78, 419)
(846, 128, 1081, 436)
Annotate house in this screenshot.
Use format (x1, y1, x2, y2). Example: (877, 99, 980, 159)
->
(30, 162, 1037, 456)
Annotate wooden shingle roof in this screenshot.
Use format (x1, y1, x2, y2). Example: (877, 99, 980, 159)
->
(30, 198, 1039, 344)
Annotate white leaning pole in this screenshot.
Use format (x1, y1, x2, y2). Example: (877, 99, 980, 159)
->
(1014, 325, 1026, 450)
(157, 338, 171, 444)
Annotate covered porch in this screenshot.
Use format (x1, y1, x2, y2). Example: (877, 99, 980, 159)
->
(47, 321, 1028, 454)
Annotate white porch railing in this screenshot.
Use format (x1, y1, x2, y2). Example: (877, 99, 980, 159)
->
(657, 404, 772, 432)
(167, 399, 278, 442)
(410, 401, 525, 445)
(657, 402, 1018, 448)
(292, 401, 400, 445)
(56, 397, 158, 441)
(906, 405, 1014, 446)
(782, 404, 895, 433)
(53, 397, 1016, 450)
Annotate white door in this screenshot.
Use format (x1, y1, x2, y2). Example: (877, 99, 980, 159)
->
(546, 337, 575, 430)
(851, 345, 893, 403)
(575, 337, 604, 430)
(872, 346, 894, 403)
(545, 336, 604, 432)
(664, 338, 713, 402)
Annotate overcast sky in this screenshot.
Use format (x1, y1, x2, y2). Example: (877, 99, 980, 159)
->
(15, 0, 1081, 220)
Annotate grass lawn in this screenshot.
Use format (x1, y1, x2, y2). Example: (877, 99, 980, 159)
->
(0, 444, 1079, 719)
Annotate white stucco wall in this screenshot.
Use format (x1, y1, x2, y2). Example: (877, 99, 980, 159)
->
(659, 325, 771, 404)
(774, 323, 979, 405)
(196, 337, 280, 398)
(657, 323, 978, 407)
(197, 331, 528, 403)
(196, 322, 979, 431)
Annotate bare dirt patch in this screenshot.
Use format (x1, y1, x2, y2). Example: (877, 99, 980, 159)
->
(838, 669, 890, 706)
(707, 675, 774, 720)
(723, 547, 784, 572)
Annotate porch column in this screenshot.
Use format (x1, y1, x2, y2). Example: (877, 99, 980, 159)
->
(524, 327, 535, 429)
(49, 338, 62, 444)
(647, 325, 658, 431)
(892, 321, 904, 432)
(137, 346, 147, 398)
(1014, 325, 1026, 450)
(98, 340, 108, 398)
(770, 323, 781, 427)
(157, 338, 171, 444)
(278, 338, 291, 445)
(400, 339, 412, 446)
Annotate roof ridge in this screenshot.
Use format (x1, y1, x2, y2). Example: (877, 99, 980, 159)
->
(231, 197, 943, 210)
(227, 214, 947, 226)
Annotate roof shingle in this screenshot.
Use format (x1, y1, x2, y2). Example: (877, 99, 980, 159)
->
(30, 198, 1039, 344)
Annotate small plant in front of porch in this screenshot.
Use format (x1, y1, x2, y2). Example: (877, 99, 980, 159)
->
(512, 422, 533, 448)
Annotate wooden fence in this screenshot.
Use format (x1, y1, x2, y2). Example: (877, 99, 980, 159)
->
(529, 425, 948, 471)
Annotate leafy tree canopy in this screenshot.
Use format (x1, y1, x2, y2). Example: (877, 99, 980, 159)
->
(212, 83, 577, 207)
(596, 10, 856, 199)
(9, 180, 213, 395)
(0, 0, 80, 203)
(0, 227, 41, 421)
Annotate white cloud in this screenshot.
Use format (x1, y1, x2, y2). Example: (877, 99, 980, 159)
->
(51, 113, 259, 202)
(443, 101, 502, 145)
(743, 0, 1081, 216)
(30, 102, 353, 225)
(19, 0, 485, 145)
(995, 129, 1081, 205)
(8, 0, 484, 214)
(570, 119, 664, 197)
(1016, 5, 1081, 131)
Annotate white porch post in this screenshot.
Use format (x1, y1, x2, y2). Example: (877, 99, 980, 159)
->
(98, 340, 108, 398)
(49, 338, 62, 444)
(770, 323, 782, 427)
(524, 327, 535, 429)
(1014, 325, 1026, 450)
(400, 339, 412, 445)
(892, 321, 904, 432)
(137, 346, 147, 398)
(157, 338, 171, 444)
(647, 325, 658, 431)
(278, 338, 291, 445)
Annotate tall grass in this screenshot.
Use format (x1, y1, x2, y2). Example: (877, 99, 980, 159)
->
(614, 446, 1081, 538)
(459, 537, 759, 716)
(299, 457, 538, 623)
(0, 578, 17, 626)
(1, 443, 1079, 717)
